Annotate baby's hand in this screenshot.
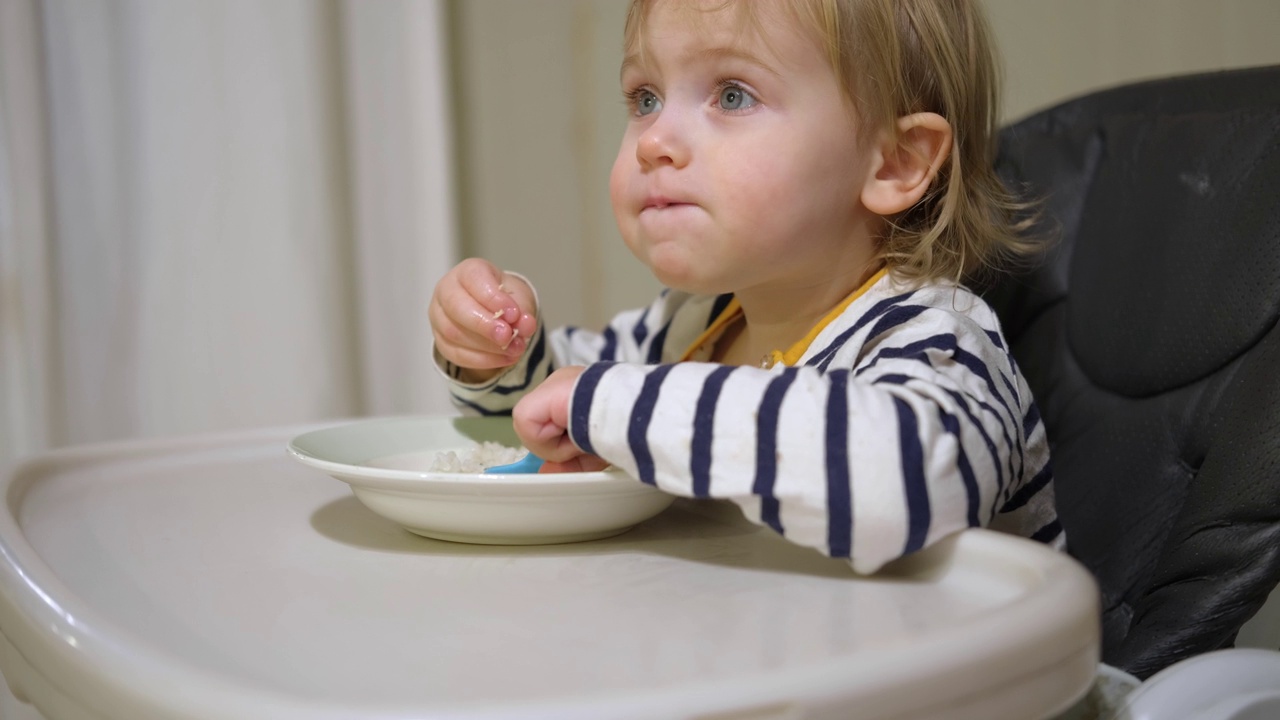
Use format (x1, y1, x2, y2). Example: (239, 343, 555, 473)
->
(514, 367, 609, 473)
(429, 258, 538, 381)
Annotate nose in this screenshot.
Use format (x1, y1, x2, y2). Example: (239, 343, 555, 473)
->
(635, 112, 689, 169)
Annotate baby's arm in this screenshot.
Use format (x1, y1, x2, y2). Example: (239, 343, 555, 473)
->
(430, 258, 555, 416)
(523, 303, 1052, 574)
(439, 285, 717, 414)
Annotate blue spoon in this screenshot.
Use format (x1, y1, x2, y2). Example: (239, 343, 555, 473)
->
(483, 452, 545, 474)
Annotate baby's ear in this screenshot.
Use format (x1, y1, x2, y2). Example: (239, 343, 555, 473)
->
(861, 113, 953, 216)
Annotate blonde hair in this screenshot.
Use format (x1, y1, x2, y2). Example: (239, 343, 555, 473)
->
(622, 0, 1039, 285)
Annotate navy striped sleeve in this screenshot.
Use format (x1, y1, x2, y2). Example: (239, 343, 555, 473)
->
(600, 327, 618, 361)
(938, 407, 982, 528)
(754, 370, 798, 534)
(1000, 462, 1053, 514)
(568, 362, 615, 456)
(893, 396, 931, 555)
(690, 366, 735, 497)
(627, 364, 676, 485)
(1022, 402, 1042, 439)
(449, 394, 513, 417)
(1031, 518, 1063, 544)
(537, 280, 1061, 573)
(825, 370, 853, 557)
(492, 326, 548, 395)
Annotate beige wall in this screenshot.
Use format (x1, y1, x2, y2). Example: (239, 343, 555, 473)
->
(987, 0, 1280, 122)
(449, 0, 638, 330)
(448, 0, 1280, 329)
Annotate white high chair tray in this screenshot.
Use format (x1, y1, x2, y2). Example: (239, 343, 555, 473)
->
(0, 422, 1099, 720)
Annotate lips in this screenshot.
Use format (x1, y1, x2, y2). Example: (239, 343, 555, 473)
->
(642, 195, 694, 211)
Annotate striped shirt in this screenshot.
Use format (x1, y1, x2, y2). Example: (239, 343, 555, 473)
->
(439, 271, 1063, 573)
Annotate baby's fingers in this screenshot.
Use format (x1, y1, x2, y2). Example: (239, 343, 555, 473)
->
(429, 296, 526, 369)
(497, 272, 539, 339)
(513, 367, 583, 461)
(539, 456, 610, 474)
(456, 259, 527, 326)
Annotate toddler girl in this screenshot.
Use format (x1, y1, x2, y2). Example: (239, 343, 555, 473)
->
(429, 0, 1060, 573)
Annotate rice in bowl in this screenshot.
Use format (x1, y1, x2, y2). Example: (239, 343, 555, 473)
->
(429, 441, 526, 473)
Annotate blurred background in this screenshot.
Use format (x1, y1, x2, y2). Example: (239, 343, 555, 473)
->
(3, 0, 1279, 475)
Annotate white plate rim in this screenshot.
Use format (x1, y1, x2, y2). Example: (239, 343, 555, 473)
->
(286, 416, 647, 494)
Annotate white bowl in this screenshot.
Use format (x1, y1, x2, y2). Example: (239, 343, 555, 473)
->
(287, 415, 674, 545)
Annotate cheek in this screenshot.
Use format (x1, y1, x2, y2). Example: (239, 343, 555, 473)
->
(611, 165, 627, 212)
(764, 140, 863, 206)
(609, 147, 633, 215)
(609, 147, 641, 251)
(714, 155, 803, 228)
(712, 146, 865, 247)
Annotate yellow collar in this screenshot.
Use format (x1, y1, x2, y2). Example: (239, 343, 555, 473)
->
(679, 267, 887, 367)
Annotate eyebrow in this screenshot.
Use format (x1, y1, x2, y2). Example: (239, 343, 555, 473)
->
(620, 46, 782, 81)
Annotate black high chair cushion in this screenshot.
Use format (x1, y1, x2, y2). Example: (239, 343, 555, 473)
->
(984, 65, 1280, 679)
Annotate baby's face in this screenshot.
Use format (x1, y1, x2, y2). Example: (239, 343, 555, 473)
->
(610, 0, 880, 299)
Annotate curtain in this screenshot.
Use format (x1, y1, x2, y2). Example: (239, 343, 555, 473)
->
(0, 0, 457, 473)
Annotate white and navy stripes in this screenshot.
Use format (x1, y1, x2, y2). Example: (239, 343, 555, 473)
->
(440, 274, 1062, 573)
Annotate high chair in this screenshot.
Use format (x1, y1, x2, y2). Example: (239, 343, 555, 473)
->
(985, 64, 1280, 718)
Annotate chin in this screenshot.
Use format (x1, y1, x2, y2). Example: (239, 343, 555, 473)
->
(625, 232, 724, 295)
(647, 265, 725, 296)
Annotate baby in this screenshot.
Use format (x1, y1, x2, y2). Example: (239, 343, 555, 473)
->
(429, 0, 1060, 573)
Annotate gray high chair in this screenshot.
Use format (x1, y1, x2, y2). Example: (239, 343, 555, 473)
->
(982, 65, 1280, 718)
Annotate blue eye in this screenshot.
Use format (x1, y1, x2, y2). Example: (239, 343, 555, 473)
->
(635, 90, 662, 116)
(718, 84, 756, 111)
